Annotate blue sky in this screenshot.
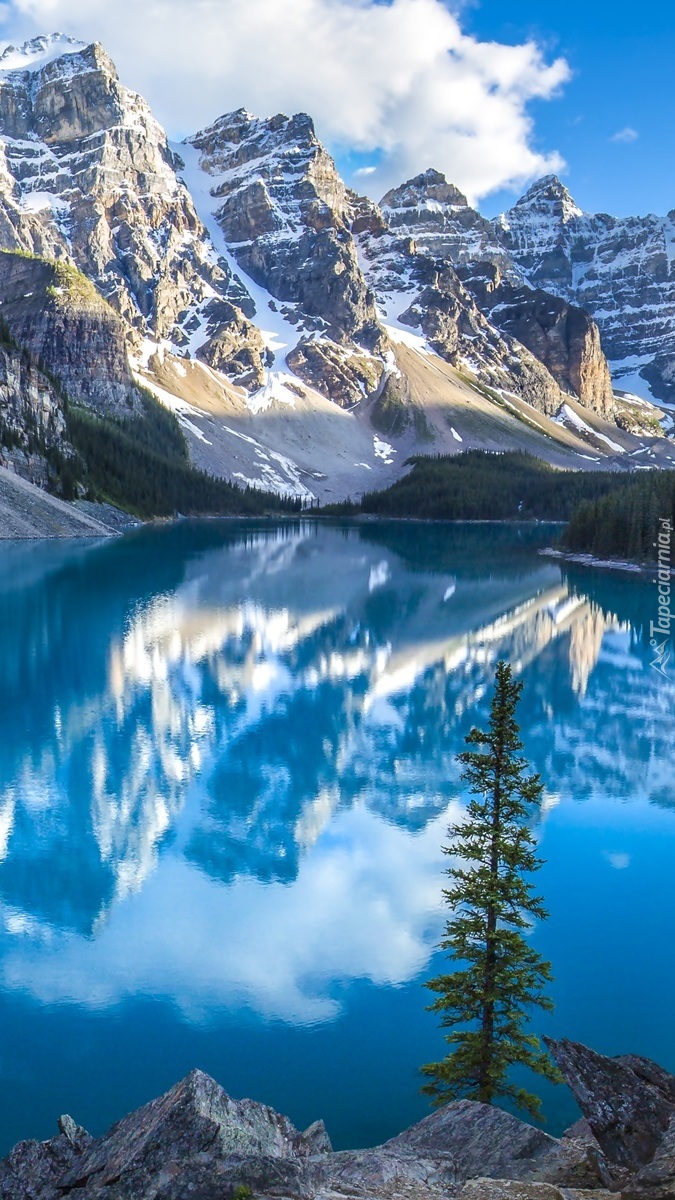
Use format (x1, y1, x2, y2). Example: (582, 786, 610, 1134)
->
(464, 0, 675, 217)
(2, 0, 673, 218)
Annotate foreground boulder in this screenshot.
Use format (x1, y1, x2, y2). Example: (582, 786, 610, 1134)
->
(0, 1114, 91, 1199)
(58, 1068, 314, 1196)
(0, 1069, 610, 1200)
(457, 1182, 615, 1200)
(545, 1037, 675, 1174)
(384, 1100, 607, 1189)
(620, 1113, 675, 1199)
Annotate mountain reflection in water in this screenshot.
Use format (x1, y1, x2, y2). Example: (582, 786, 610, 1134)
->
(0, 520, 672, 1154)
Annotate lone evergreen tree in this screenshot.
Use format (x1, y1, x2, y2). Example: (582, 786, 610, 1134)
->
(421, 660, 561, 1119)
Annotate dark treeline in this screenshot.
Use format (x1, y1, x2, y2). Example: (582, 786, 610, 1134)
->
(64, 395, 300, 518)
(333, 451, 649, 521)
(561, 471, 675, 562)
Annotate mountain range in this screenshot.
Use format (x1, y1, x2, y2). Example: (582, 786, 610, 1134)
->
(0, 32, 673, 508)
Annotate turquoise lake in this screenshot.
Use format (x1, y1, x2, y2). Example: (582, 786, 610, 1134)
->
(0, 519, 673, 1154)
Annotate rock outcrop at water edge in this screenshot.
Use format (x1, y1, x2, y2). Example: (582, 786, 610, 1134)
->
(0, 1062, 609, 1199)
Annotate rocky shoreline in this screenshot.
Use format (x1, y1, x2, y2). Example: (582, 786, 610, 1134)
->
(539, 547, 675, 577)
(3, 1039, 675, 1199)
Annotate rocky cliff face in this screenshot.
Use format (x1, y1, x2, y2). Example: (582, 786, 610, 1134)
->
(0, 35, 259, 371)
(352, 189, 593, 419)
(356, 170, 617, 418)
(186, 109, 380, 346)
(379, 169, 512, 273)
(494, 176, 675, 401)
(0, 335, 71, 485)
(0, 250, 137, 413)
(455, 264, 616, 416)
(386, 168, 675, 406)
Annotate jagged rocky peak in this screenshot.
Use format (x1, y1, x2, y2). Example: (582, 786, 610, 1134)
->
(493, 176, 675, 402)
(191, 107, 351, 222)
(376, 167, 512, 270)
(381, 168, 469, 212)
(0, 33, 249, 357)
(0, 35, 133, 143)
(493, 176, 586, 288)
(501, 174, 585, 226)
(187, 107, 380, 344)
(0, 32, 84, 70)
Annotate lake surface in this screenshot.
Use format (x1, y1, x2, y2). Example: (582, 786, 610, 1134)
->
(0, 519, 673, 1154)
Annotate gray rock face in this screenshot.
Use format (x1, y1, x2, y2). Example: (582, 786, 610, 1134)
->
(455, 265, 615, 416)
(355, 173, 617, 422)
(355, 221, 572, 418)
(0, 340, 67, 480)
(0, 1069, 611, 1200)
(622, 1112, 675, 1199)
(0, 35, 255, 372)
(458, 1181, 567, 1200)
(439, 174, 672, 405)
(59, 1068, 313, 1196)
(196, 299, 267, 389)
(493, 176, 675, 402)
(372, 167, 675, 406)
(188, 108, 380, 345)
(545, 1037, 675, 1172)
(286, 337, 383, 407)
(379, 169, 512, 271)
(0, 250, 137, 414)
(0, 1114, 91, 1198)
(302, 1119, 333, 1155)
(384, 1100, 607, 1189)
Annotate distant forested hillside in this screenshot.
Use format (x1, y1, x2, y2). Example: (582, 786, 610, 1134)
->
(562, 472, 675, 562)
(339, 451, 646, 521)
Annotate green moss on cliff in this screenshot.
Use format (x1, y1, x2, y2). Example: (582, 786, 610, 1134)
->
(46, 261, 105, 308)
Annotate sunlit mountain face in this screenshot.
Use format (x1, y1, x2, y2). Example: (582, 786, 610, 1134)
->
(0, 521, 672, 1154)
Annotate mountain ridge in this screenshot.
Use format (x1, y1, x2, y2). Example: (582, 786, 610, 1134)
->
(0, 33, 671, 512)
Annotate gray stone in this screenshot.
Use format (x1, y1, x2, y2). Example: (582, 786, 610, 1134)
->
(457, 1180, 565, 1200)
(384, 1100, 607, 1189)
(545, 1037, 675, 1173)
(286, 338, 382, 407)
(621, 1112, 675, 1199)
(58, 1068, 312, 1196)
(0, 1125, 92, 1198)
(302, 1119, 332, 1154)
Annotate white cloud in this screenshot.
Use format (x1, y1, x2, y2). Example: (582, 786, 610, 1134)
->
(610, 126, 639, 144)
(0, 804, 455, 1024)
(5, 0, 569, 202)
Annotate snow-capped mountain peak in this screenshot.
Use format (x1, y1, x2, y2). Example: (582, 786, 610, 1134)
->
(500, 174, 585, 228)
(380, 169, 470, 213)
(0, 33, 87, 75)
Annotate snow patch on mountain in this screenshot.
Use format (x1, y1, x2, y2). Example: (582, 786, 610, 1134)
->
(0, 33, 86, 75)
(175, 137, 302, 361)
